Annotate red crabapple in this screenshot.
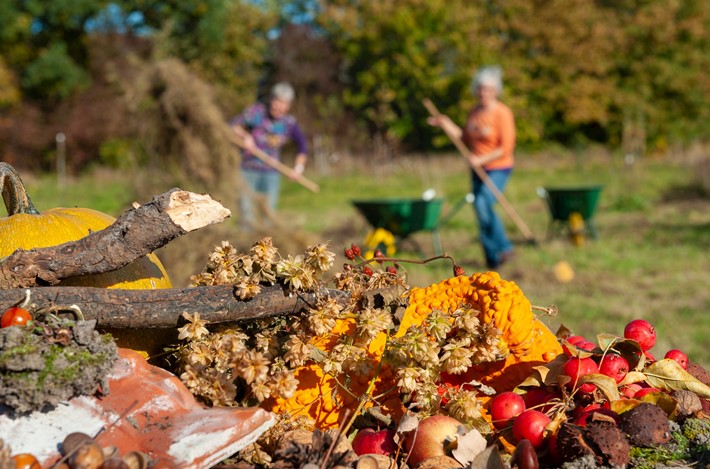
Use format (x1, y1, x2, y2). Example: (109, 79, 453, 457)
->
(562, 357, 599, 394)
(624, 319, 656, 351)
(489, 392, 526, 430)
(599, 353, 630, 383)
(664, 349, 688, 370)
(512, 410, 551, 449)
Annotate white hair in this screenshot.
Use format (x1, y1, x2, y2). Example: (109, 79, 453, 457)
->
(270, 82, 295, 102)
(472, 66, 503, 95)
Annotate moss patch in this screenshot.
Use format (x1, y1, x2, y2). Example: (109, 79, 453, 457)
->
(0, 317, 118, 414)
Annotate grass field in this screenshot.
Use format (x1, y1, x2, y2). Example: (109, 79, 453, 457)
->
(18, 149, 710, 368)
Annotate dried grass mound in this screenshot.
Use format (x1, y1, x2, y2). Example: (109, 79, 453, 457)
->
(124, 57, 239, 203)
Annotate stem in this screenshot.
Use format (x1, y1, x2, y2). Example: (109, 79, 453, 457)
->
(0, 162, 40, 216)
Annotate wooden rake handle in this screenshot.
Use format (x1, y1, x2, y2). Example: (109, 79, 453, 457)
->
(229, 132, 320, 193)
(423, 98, 536, 242)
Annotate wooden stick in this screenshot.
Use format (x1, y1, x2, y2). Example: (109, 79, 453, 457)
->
(229, 133, 320, 193)
(0, 189, 231, 289)
(0, 284, 348, 328)
(423, 99, 536, 242)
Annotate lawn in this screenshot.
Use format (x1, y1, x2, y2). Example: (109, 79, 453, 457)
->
(17, 149, 710, 367)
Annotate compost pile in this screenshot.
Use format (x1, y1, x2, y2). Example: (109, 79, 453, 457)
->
(1, 237, 710, 468)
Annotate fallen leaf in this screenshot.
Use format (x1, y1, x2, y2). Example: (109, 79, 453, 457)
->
(396, 411, 420, 434)
(451, 428, 487, 466)
(644, 359, 710, 398)
(468, 444, 506, 469)
(578, 373, 621, 401)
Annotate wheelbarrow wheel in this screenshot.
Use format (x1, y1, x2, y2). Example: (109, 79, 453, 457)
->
(363, 227, 397, 259)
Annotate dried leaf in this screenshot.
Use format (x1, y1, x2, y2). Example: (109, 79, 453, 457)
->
(468, 444, 506, 469)
(578, 373, 621, 401)
(644, 359, 710, 398)
(555, 324, 573, 339)
(396, 411, 420, 434)
(618, 371, 647, 386)
(451, 428, 487, 466)
(517, 354, 567, 388)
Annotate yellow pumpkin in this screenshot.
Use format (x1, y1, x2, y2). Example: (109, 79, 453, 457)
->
(0, 162, 173, 356)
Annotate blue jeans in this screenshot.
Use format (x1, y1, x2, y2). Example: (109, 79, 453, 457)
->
(471, 168, 513, 268)
(239, 169, 281, 229)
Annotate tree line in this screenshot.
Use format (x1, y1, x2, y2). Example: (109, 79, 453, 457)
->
(1, 0, 708, 175)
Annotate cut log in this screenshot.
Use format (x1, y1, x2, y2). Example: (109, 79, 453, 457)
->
(0, 189, 230, 289)
(0, 284, 348, 328)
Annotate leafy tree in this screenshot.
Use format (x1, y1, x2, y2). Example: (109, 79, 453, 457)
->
(2, 0, 109, 101)
(317, 0, 490, 150)
(609, 0, 710, 149)
(21, 42, 89, 102)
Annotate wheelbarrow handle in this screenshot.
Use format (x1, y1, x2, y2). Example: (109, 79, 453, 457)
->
(423, 99, 536, 243)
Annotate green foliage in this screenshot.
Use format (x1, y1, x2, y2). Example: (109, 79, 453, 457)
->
(21, 42, 89, 101)
(317, 0, 488, 148)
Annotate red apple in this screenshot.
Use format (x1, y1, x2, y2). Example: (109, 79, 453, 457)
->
(512, 410, 551, 449)
(405, 414, 463, 466)
(599, 353, 629, 383)
(562, 357, 599, 393)
(620, 383, 643, 398)
(664, 349, 688, 370)
(352, 428, 397, 456)
(634, 387, 662, 399)
(524, 387, 559, 413)
(624, 319, 656, 351)
(489, 392, 526, 430)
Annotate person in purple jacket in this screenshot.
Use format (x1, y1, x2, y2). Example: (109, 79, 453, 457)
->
(230, 82, 309, 230)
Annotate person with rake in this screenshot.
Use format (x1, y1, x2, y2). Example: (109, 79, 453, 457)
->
(428, 66, 517, 269)
(230, 82, 309, 231)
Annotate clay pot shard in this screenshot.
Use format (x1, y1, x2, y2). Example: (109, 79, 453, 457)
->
(0, 348, 276, 467)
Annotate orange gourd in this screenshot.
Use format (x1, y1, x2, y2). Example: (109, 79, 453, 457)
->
(400, 271, 562, 392)
(267, 271, 561, 429)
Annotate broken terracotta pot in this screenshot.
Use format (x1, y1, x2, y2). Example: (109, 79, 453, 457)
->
(0, 348, 275, 468)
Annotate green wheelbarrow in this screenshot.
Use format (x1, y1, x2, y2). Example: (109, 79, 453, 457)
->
(352, 193, 473, 257)
(538, 185, 604, 241)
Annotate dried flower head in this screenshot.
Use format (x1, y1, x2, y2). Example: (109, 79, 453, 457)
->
(178, 312, 210, 341)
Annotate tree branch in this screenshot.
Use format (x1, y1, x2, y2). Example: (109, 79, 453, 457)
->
(0, 189, 231, 289)
(0, 284, 348, 328)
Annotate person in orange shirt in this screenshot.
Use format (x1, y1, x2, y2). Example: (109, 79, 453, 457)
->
(429, 66, 516, 269)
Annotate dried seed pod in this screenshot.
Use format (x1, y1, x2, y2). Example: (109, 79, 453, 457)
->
(586, 420, 630, 467)
(555, 422, 595, 463)
(619, 403, 671, 447)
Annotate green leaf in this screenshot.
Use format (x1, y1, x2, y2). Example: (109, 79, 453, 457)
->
(644, 359, 710, 398)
